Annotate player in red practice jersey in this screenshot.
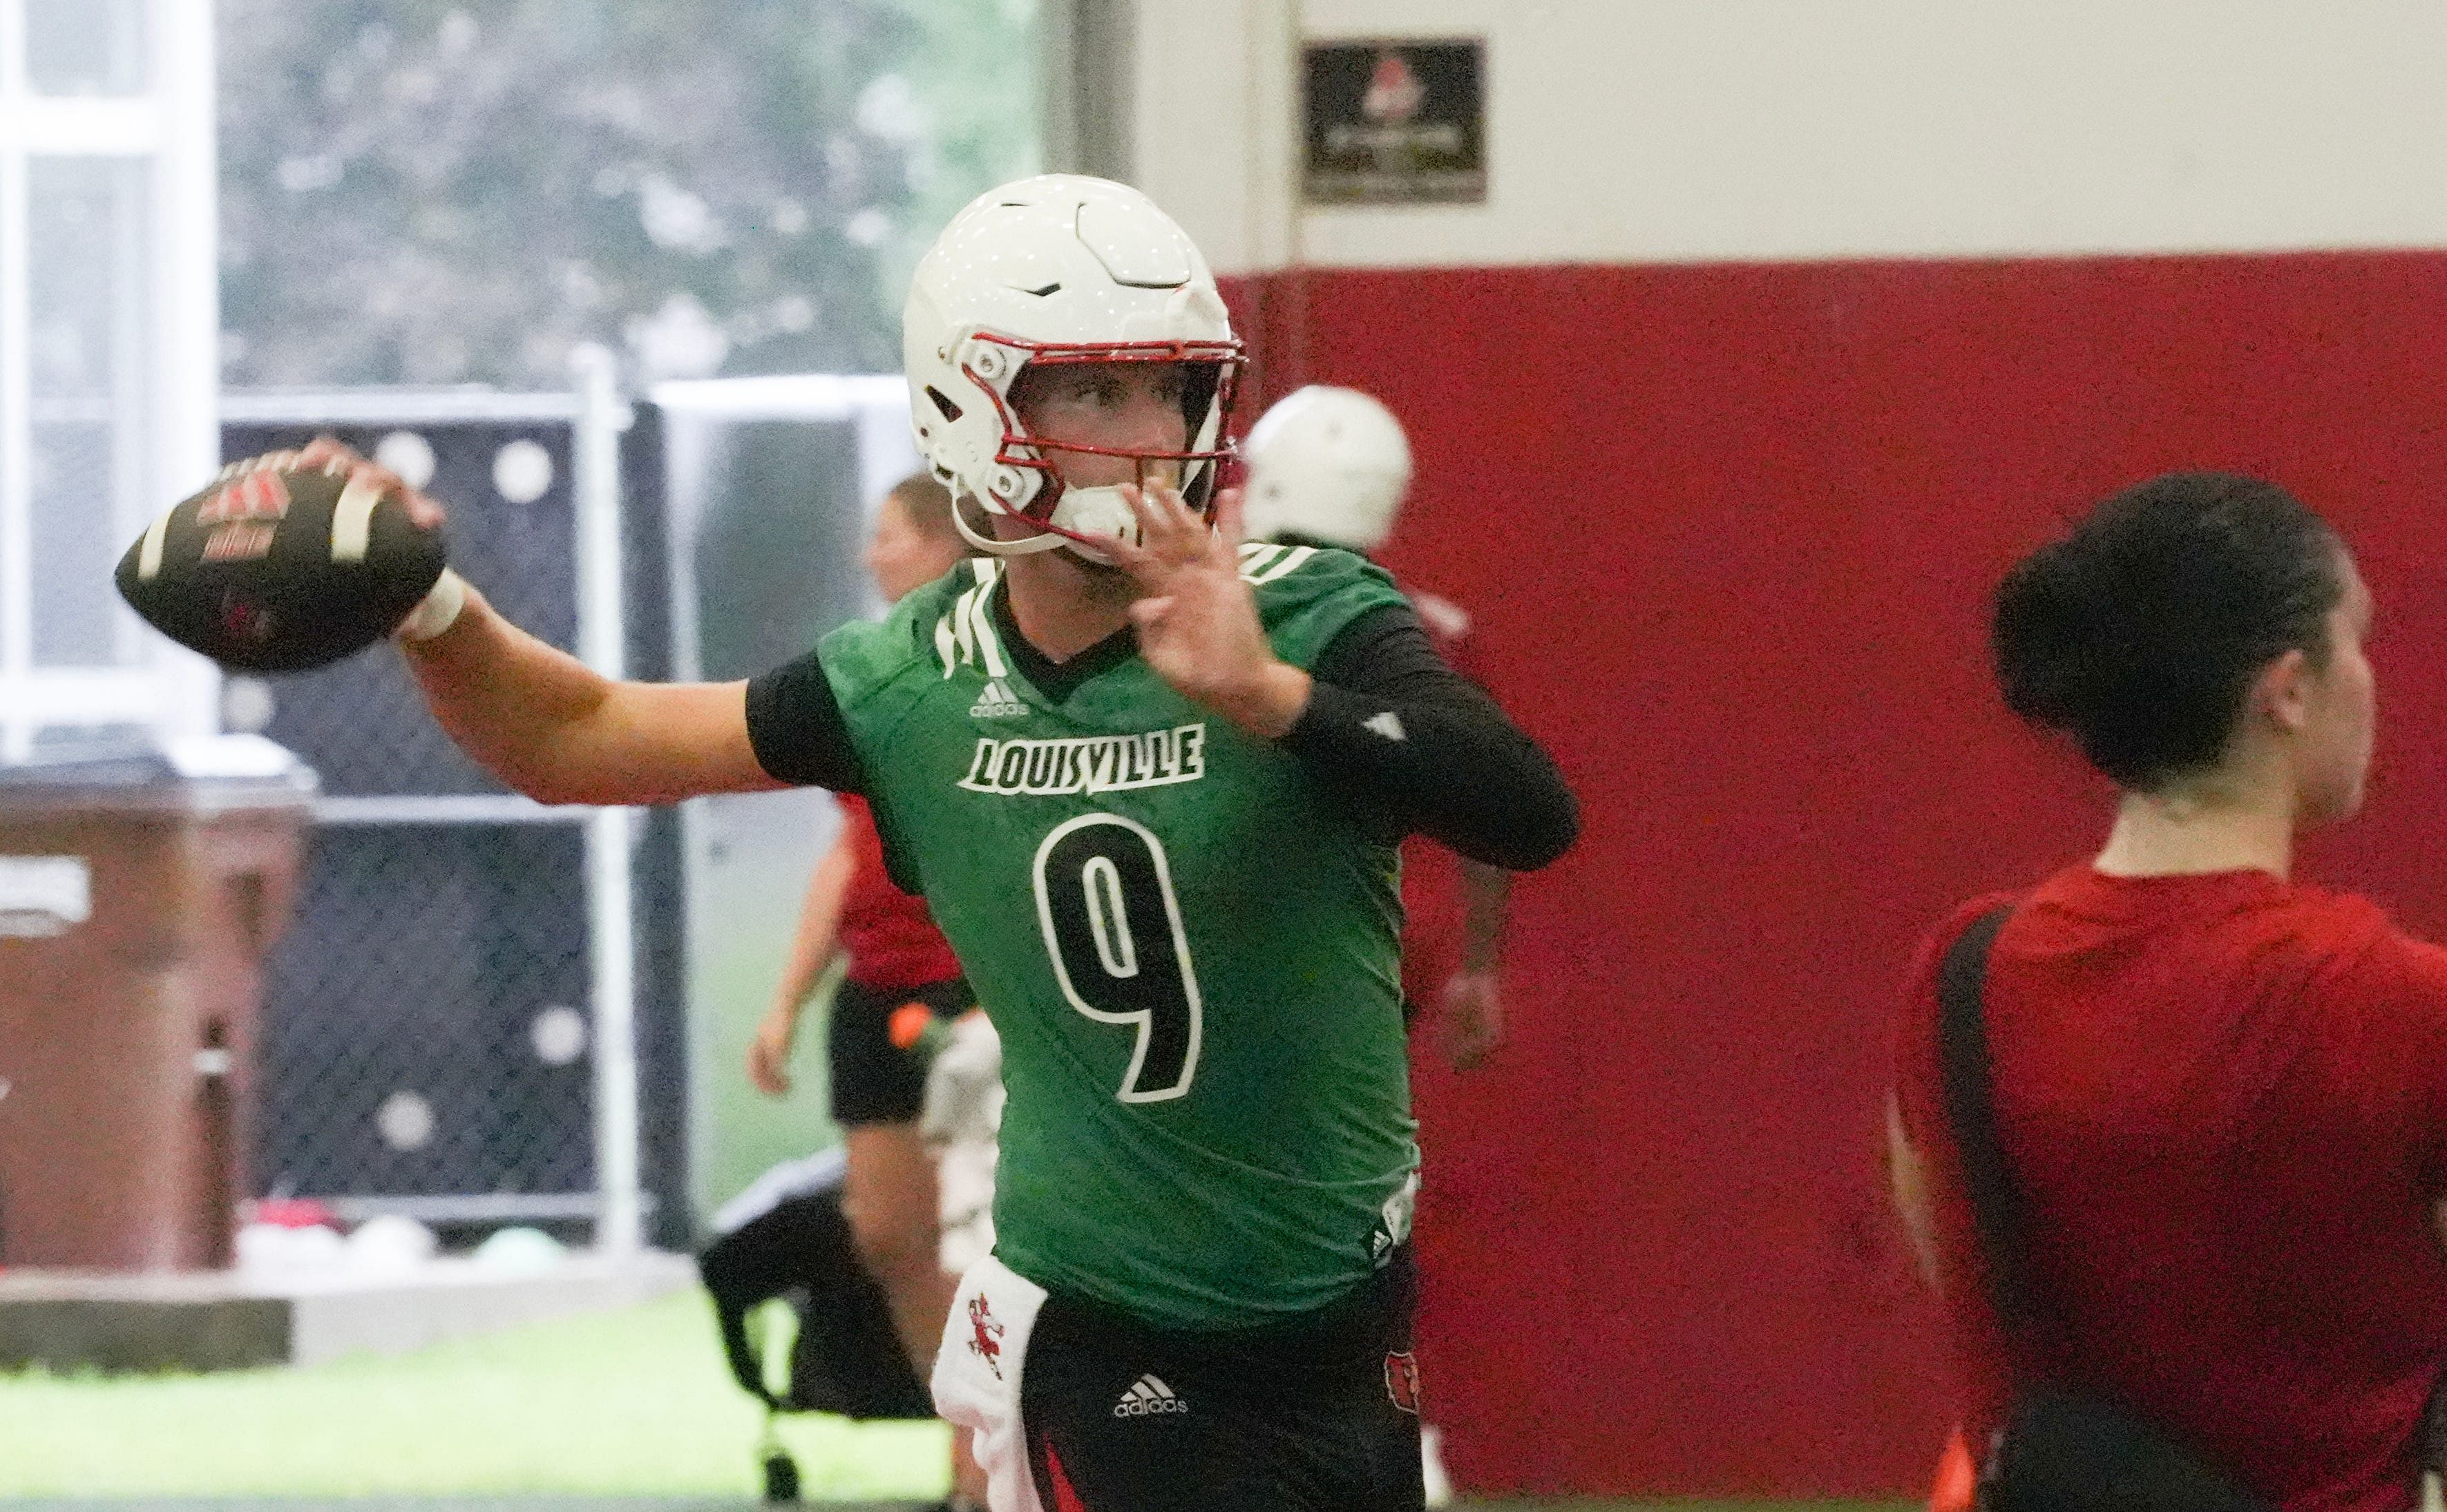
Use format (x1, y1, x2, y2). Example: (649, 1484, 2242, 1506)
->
(746, 471, 987, 1512)
(1241, 385, 1505, 1073)
(1892, 472, 2447, 1512)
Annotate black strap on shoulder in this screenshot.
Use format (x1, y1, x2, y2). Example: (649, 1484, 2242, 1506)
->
(2425, 1366, 2447, 1483)
(1936, 903, 2038, 1328)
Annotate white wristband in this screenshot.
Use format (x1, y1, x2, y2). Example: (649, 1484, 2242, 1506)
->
(394, 568, 468, 642)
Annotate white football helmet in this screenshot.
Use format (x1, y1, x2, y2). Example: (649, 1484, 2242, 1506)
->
(902, 174, 1244, 560)
(1239, 385, 1412, 553)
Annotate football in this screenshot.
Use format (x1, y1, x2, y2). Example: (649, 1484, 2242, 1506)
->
(115, 451, 448, 673)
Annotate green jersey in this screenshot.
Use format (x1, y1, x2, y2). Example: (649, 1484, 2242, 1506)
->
(818, 543, 1420, 1328)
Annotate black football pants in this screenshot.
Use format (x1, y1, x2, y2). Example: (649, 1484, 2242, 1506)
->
(1018, 1248, 1425, 1512)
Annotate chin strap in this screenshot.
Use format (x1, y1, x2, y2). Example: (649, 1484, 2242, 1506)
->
(951, 499, 1070, 557)
(951, 480, 1145, 564)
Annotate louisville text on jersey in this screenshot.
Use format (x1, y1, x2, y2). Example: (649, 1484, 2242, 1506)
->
(957, 724, 1208, 797)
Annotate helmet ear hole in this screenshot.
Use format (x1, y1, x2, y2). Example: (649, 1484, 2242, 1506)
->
(925, 386, 964, 423)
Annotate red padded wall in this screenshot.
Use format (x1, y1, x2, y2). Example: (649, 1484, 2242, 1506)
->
(1223, 253, 2447, 1496)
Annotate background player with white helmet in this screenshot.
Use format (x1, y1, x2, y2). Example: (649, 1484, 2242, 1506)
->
(355, 173, 1574, 1512)
(1241, 385, 1411, 560)
(1243, 385, 1511, 1071)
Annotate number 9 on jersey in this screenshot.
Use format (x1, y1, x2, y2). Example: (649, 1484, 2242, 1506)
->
(1031, 814, 1205, 1103)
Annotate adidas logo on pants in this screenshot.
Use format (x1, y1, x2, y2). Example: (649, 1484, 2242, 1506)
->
(1112, 1373, 1190, 1417)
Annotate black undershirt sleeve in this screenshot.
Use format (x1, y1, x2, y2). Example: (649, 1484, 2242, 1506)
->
(1286, 603, 1578, 870)
(743, 651, 868, 794)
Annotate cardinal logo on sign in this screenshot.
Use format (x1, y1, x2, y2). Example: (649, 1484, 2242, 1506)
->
(1362, 51, 1425, 124)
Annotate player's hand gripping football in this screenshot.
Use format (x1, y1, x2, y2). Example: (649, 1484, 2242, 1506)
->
(115, 434, 461, 671)
(292, 437, 448, 532)
(283, 438, 467, 642)
(1106, 483, 1313, 738)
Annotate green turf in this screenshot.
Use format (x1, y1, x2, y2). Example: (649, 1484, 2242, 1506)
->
(686, 791, 850, 1225)
(0, 1290, 949, 1500)
(0, 1274, 1919, 1506)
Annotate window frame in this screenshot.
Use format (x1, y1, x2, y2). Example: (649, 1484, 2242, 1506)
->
(0, 0, 219, 761)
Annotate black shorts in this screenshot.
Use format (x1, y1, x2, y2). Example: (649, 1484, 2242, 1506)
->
(1019, 1250, 1425, 1512)
(826, 975, 973, 1128)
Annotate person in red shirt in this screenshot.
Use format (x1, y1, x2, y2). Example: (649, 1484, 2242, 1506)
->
(1888, 471, 2447, 1512)
(747, 471, 984, 1512)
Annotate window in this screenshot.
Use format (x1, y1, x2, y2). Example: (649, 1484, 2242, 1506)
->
(0, 0, 218, 760)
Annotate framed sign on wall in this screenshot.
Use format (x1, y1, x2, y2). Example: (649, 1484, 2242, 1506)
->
(1302, 39, 1486, 207)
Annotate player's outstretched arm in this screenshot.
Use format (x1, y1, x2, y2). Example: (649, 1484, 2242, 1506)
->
(399, 579, 783, 807)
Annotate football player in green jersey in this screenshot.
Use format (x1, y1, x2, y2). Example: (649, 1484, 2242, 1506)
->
(373, 174, 1574, 1512)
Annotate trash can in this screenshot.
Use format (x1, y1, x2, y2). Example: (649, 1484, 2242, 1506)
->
(0, 735, 314, 1271)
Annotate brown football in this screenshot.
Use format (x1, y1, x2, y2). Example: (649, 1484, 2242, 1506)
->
(115, 452, 447, 673)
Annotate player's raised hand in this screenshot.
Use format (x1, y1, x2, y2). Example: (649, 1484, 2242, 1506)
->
(1106, 483, 1312, 738)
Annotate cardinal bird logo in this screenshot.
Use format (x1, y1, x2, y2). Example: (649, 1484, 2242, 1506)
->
(218, 589, 276, 644)
(1384, 1351, 1422, 1415)
(968, 1294, 1006, 1379)
(1362, 51, 1426, 124)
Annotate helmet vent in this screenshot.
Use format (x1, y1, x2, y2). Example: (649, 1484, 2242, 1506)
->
(1015, 282, 1062, 297)
(924, 385, 964, 423)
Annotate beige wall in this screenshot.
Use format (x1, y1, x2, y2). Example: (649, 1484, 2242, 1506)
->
(1128, 0, 2447, 274)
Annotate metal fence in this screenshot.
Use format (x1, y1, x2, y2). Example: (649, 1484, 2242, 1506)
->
(220, 361, 687, 1250)
(216, 370, 920, 1245)
(650, 374, 919, 1219)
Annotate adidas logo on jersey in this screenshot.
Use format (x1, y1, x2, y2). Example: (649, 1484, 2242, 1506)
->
(1112, 1373, 1189, 1417)
(969, 680, 1026, 719)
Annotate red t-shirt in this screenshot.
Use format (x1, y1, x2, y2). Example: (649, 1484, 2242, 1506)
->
(1894, 866, 2447, 1512)
(835, 794, 961, 991)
